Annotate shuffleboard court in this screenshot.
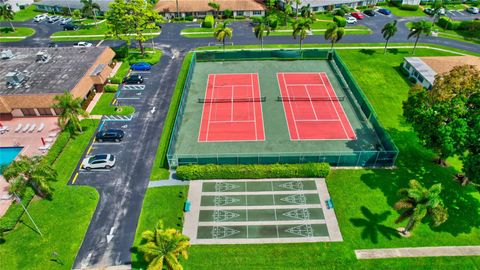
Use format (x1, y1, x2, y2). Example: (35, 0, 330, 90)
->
(183, 178, 343, 244)
(277, 72, 356, 140)
(198, 73, 265, 142)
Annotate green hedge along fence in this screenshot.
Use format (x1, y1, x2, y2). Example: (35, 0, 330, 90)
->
(176, 163, 331, 180)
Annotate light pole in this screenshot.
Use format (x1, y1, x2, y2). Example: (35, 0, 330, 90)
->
(14, 193, 43, 237)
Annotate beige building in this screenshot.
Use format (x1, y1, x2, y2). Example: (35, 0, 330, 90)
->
(155, 0, 266, 19)
(403, 56, 480, 89)
(0, 47, 115, 120)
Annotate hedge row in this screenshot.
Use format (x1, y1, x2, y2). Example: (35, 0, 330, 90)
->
(176, 163, 331, 180)
(437, 16, 480, 30)
(0, 188, 35, 232)
(104, 84, 119, 93)
(400, 4, 419, 11)
(334, 16, 346, 27)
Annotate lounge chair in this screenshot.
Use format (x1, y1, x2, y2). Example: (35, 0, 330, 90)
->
(48, 131, 59, 137)
(0, 126, 9, 134)
(14, 124, 22, 132)
(38, 143, 51, 152)
(37, 123, 45, 132)
(22, 124, 30, 132)
(28, 124, 36, 133)
(45, 137, 54, 143)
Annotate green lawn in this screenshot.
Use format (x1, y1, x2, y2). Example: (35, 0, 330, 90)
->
(388, 5, 427, 17)
(0, 119, 100, 269)
(90, 93, 135, 115)
(139, 47, 480, 269)
(131, 186, 189, 269)
(405, 21, 480, 45)
(0, 27, 35, 42)
(150, 53, 193, 180)
(0, 5, 43, 22)
(269, 25, 372, 36)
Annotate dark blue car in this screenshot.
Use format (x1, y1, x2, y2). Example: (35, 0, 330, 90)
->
(131, 62, 152, 71)
(378, 8, 392, 15)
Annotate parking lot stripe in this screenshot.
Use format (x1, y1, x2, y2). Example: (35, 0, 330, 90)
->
(87, 144, 93, 155)
(72, 172, 79, 184)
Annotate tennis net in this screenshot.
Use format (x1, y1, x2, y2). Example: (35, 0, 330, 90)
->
(198, 97, 266, 103)
(276, 96, 345, 102)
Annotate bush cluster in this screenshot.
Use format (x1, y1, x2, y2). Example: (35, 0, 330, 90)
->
(0, 188, 35, 232)
(400, 4, 419, 10)
(202, 15, 215, 28)
(104, 84, 119, 93)
(437, 16, 480, 30)
(176, 163, 331, 180)
(333, 16, 347, 27)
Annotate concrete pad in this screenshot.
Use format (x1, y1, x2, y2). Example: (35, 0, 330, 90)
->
(355, 246, 480, 259)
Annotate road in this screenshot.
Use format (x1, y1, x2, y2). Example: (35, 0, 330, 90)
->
(1, 11, 479, 269)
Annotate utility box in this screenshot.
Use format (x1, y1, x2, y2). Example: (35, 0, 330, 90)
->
(6, 71, 26, 87)
(184, 200, 191, 212)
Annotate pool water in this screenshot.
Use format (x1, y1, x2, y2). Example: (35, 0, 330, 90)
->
(0, 147, 22, 174)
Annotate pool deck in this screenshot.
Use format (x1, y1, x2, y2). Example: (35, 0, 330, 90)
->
(0, 117, 61, 217)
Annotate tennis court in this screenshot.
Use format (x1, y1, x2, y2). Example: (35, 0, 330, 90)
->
(198, 73, 265, 142)
(183, 178, 343, 244)
(277, 72, 356, 140)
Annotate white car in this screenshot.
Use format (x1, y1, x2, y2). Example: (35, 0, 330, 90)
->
(73, 42, 93, 48)
(467, 7, 479, 14)
(81, 154, 116, 170)
(438, 8, 446, 15)
(346, 16, 357, 24)
(60, 17, 73, 25)
(33, 14, 48, 22)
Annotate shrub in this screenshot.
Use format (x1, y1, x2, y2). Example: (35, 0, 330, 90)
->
(202, 15, 215, 28)
(185, 15, 194, 21)
(400, 4, 419, 10)
(104, 84, 119, 93)
(408, 76, 418, 84)
(113, 45, 129, 59)
(331, 9, 345, 17)
(235, 15, 245, 19)
(333, 16, 347, 27)
(0, 188, 35, 232)
(377, 1, 388, 5)
(223, 9, 233, 18)
(176, 163, 331, 180)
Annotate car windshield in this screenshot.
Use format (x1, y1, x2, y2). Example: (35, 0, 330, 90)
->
(93, 155, 107, 161)
(109, 155, 114, 161)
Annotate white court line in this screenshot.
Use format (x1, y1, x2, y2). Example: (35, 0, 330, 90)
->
(271, 180, 280, 238)
(198, 220, 327, 226)
(214, 84, 253, 88)
(319, 73, 349, 139)
(209, 120, 256, 123)
(197, 74, 212, 142)
(202, 190, 319, 196)
(199, 204, 323, 210)
(230, 85, 234, 122)
(304, 85, 319, 120)
(295, 119, 341, 122)
(250, 73, 258, 141)
(286, 84, 326, 86)
(255, 72, 266, 140)
(205, 74, 217, 141)
(245, 181, 249, 238)
(281, 73, 301, 139)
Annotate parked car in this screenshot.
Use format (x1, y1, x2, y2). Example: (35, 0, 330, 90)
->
(424, 8, 434, 15)
(33, 14, 48, 22)
(47, 15, 60, 23)
(60, 17, 73, 25)
(438, 8, 446, 15)
(131, 62, 152, 71)
(351, 12, 365, 19)
(96, 129, 125, 142)
(63, 23, 79, 31)
(123, 74, 144, 84)
(73, 41, 93, 47)
(377, 8, 391, 15)
(346, 16, 357, 24)
(81, 154, 116, 170)
(467, 7, 479, 14)
(363, 10, 376, 17)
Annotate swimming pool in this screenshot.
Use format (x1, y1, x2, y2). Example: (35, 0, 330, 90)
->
(0, 147, 22, 174)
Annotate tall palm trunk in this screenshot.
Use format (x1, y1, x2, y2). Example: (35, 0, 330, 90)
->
(261, 37, 263, 50)
(93, 10, 98, 29)
(222, 38, 225, 51)
(384, 38, 389, 55)
(299, 38, 302, 50)
(412, 34, 420, 55)
(330, 39, 334, 51)
(403, 216, 415, 233)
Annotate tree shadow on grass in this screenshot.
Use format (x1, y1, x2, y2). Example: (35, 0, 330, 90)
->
(360, 128, 480, 236)
(350, 206, 400, 244)
(359, 49, 376, 56)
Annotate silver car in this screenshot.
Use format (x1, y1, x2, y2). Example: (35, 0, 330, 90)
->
(82, 154, 116, 170)
(467, 7, 479, 14)
(60, 17, 73, 25)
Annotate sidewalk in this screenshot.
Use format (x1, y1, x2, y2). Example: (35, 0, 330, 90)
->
(355, 246, 480, 259)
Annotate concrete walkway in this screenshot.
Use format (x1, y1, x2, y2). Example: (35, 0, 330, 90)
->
(355, 246, 480, 259)
(148, 179, 189, 188)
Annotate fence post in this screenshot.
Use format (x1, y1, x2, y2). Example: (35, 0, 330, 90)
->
(356, 152, 362, 167)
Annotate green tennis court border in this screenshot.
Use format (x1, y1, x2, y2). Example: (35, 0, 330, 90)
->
(183, 178, 343, 245)
(166, 49, 398, 168)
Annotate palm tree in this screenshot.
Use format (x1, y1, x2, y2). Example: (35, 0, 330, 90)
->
(324, 22, 345, 51)
(408, 20, 432, 55)
(214, 21, 233, 51)
(139, 222, 190, 270)
(81, 0, 101, 28)
(0, 4, 15, 31)
(395, 180, 448, 235)
(3, 156, 57, 199)
(208, 1, 221, 19)
(300, 3, 313, 20)
(283, 0, 293, 26)
(294, 0, 301, 19)
(292, 18, 311, 50)
(254, 17, 271, 49)
(53, 91, 88, 133)
(381, 20, 398, 55)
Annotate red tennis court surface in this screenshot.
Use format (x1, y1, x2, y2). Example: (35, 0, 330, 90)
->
(277, 72, 356, 141)
(198, 73, 265, 142)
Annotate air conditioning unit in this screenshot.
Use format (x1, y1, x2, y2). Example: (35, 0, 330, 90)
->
(6, 71, 27, 87)
(36, 51, 51, 63)
(1, 50, 15, 60)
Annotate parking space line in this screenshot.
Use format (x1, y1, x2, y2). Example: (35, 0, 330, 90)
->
(116, 97, 141, 100)
(79, 169, 111, 173)
(87, 144, 93, 155)
(72, 172, 79, 184)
